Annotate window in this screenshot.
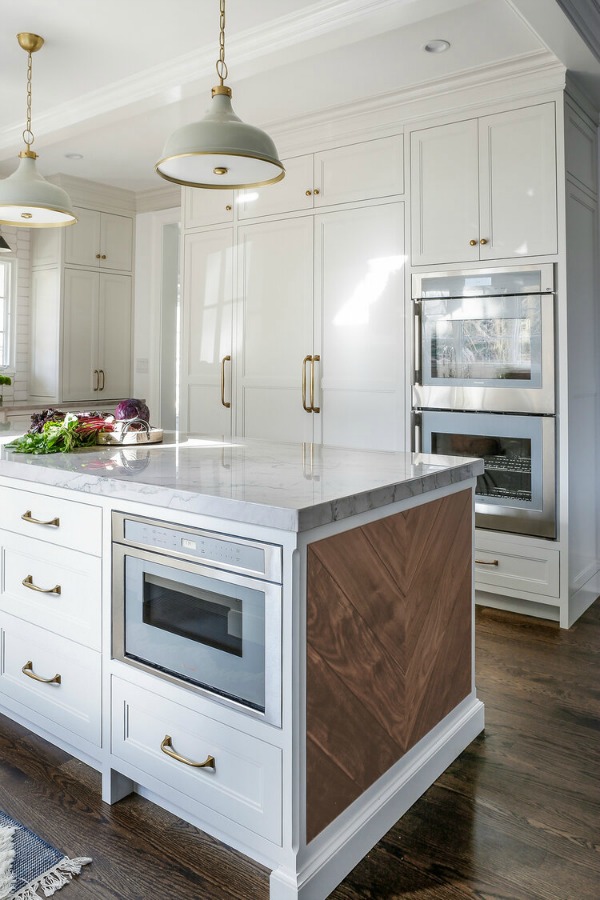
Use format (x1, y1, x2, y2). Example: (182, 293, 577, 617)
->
(0, 259, 14, 369)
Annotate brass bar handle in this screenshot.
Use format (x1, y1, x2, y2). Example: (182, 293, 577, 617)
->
(160, 735, 215, 769)
(21, 511, 60, 527)
(475, 558, 499, 566)
(302, 355, 313, 412)
(99, 369, 105, 391)
(22, 661, 61, 685)
(311, 355, 321, 413)
(22, 575, 61, 596)
(221, 355, 231, 408)
(93, 369, 99, 391)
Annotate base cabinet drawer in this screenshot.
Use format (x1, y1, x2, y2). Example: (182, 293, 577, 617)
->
(0, 614, 101, 745)
(0, 531, 101, 649)
(475, 534, 559, 598)
(0, 485, 102, 556)
(111, 677, 282, 845)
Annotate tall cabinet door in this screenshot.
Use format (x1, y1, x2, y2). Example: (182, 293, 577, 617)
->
(478, 103, 557, 260)
(181, 228, 234, 436)
(237, 217, 315, 442)
(97, 273, 132, 400)
(410, 119, 480, 266)
(61, 268, 99, 402)
(316, 202, 405, 451)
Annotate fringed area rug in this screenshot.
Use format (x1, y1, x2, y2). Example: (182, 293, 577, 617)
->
(0, 812, 91, 900)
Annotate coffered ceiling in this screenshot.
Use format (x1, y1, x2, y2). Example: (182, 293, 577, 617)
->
(0, 0, 597, 195)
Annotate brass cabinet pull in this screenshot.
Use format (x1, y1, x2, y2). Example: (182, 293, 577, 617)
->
(220, 355, 231, 408)
(22, 660, 61, 685)
(95, 253, 101, 259)
(311, 355, 321, 414)
(469, 239, 477, 246)
(101, 254, 107, 259)
(225, 204, 232, 211)
(93, 369, 99, 391)
(313, 188, 320, 196)
(305, 189, 312, 196)
(302, 355, 313, 412)
(98, 369, 105, 391)
(475, 558, 499, 566)
(479, 238, 488, 245)
(160, 735, 215, 769)
(21, 511, 60, 527)
(22, 575, 61, 595)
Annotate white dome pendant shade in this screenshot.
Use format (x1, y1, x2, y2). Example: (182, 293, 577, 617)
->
(156, 85, 284, 189)
(155, 0, 284, 190)
(0, 34, 76, 228)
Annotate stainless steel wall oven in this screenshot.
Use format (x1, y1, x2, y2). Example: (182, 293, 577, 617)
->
(112, 512, 282, 726)
(412, 265, 556, 539)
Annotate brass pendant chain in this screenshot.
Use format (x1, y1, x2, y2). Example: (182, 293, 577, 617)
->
(23, 50, 35, 152)
(216, 0, 228, 86)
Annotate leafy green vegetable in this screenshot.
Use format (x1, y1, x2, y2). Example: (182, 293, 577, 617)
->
(6, 413, 105, 455)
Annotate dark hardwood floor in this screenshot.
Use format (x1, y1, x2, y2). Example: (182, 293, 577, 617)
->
(0, 600, 598, 899)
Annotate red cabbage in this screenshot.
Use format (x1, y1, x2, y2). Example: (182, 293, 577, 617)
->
(114, 399, 150, 422)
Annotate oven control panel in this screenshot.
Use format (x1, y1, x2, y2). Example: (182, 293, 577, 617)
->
(113, 513, 282, 583)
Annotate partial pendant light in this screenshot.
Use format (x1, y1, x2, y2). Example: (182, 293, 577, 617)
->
(155, 0, 284, 189)
(0, 231, 11, 253)
(0, 33, 76, 228)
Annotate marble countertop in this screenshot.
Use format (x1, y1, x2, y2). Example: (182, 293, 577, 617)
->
(0, 432, 483, 532)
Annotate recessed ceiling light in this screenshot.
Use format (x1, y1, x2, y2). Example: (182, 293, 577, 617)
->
(424, 39, 451, 53)
(65, 152, 83, 160)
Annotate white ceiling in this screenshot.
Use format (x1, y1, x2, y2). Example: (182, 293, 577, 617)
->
(0, 0, 597, 195)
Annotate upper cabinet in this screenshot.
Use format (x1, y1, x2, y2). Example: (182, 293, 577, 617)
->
(236, 135, 404, 220)
(410, 102, 557, 266)
(65, 207, 133, 272)
(183, 189, 234, 229)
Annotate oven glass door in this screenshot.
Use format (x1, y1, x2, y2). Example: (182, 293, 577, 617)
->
(420, 411, 555, 538)
(120, 549, 281, 716)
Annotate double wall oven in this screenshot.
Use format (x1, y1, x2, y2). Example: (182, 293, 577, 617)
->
(412, 265, 556, 539)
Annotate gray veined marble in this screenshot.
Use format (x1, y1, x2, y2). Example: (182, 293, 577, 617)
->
(0, 433, 483, 532)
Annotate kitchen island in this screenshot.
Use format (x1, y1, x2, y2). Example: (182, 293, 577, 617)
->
(0, 434, 484, 899)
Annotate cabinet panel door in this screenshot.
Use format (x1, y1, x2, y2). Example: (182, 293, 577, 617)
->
(61, 268, 98, 401)
(98, 273, 132, 400)
(237, 155, 313, 219)
(479, 103, 557, 260)
(410, 120, 480, 265)
(65, 207, 102, 268)
(183, 188, 234, 229)
(101, 213, 134, 272)
(30, 268, 60, 401)
(314, 135, 404, 207)
(238, 217, 314, 442)
(316, 202, 405, 451)
(181, 229, 233, 435)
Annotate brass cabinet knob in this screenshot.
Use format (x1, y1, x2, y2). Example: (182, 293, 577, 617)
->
(225, 205, 232, 211)
(313, 188, 320, 196)
(305, 190, 312, 196)
(101, 254, 107, 259)
(479, 238, 488, 245)
(95, 253, 101, 259)
(469, 239, 477, 246)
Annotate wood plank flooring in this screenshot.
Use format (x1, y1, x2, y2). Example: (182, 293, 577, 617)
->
(0, 599, 598, 899)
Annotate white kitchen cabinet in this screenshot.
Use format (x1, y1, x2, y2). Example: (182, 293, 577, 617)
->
(237, 202, 405, 449)
(410, 102, 557, 265)
(236, 135, 404, 220)
(183, 188, 234, 229)
(61, 267, 132, 402)
(65, 207, 134, 272)
(180, 228, 234, 436)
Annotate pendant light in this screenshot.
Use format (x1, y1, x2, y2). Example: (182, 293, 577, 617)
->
(0, 231, 11, 253)
(156, 0, 284, 189)
(0, 33, 76, 228)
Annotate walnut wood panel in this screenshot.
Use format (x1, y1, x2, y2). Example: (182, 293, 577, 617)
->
(306, 489, 473, 842)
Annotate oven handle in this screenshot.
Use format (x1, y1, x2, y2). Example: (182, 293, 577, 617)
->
(161, 735, 215, 770)
(411, 411, 422, 453)
(413, 302, 422, 385)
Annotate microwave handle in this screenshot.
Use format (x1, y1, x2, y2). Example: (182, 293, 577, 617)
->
(411, 411, 422, 453)
(413, 302, 422, 385)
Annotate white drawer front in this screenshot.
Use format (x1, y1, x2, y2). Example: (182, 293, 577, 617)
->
(0, 614, 101, 745)
(475, 535, 559, 598)
(0, 531, 101, 649)
(111, 677, 282, 845)
(0, 485, 102, 556)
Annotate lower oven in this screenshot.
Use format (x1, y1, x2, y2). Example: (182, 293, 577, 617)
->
(112, 512, 282, 726)
(415, 410, 555, 539)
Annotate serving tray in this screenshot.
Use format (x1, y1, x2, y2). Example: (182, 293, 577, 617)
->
(97, 420, 163, 445)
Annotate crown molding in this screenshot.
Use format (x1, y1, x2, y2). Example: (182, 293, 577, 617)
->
(136, 185, 182, 214)
(47, 174, 136, 214)
(272, 49, 565, 157)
